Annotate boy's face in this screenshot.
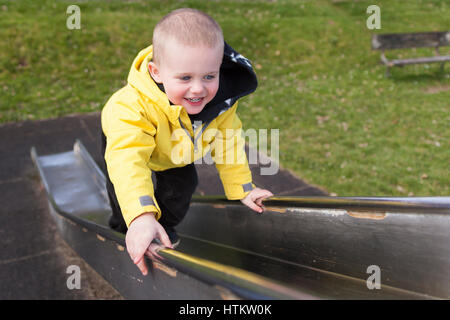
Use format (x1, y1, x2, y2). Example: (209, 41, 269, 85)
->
(149, 39, 223, 115)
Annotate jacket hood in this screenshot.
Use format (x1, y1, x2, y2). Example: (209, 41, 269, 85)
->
(127, 42, 258, 124)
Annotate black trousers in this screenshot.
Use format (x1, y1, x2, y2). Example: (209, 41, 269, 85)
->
(101, 132, 198, 234)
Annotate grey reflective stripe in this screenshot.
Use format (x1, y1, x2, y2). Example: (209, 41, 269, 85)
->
(242, 183, 253, 192)
(139, 195, 155, 207)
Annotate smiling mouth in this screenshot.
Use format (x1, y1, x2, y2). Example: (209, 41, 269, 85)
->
(185, 97, 203, 103)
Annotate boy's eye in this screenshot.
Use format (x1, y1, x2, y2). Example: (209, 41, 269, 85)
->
(204, 75, 215, 80)
(180, 76, 191, 81)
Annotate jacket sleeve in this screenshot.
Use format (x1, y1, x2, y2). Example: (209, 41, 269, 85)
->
(102, 100, 161, 227)
(211, 102, 254, 200)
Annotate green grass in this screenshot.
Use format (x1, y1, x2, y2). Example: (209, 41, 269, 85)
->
(0, 0, 448, 196)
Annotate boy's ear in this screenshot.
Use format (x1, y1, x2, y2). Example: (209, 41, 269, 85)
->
(148, 62, 162, 83)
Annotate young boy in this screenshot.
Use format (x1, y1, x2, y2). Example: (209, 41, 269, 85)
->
(101, 8, 273, 276)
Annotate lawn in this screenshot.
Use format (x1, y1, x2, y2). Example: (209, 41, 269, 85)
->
(0, 0, 448, 196)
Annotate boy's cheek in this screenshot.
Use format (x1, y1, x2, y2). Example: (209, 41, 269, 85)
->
(210, 81, 220, 98)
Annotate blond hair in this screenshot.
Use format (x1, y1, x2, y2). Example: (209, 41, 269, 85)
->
(152, 8, 224, 64)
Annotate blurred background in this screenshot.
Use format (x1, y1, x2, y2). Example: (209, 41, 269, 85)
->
(1, 0, 448, 197)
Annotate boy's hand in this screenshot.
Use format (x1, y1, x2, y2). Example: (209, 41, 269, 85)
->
(240, 187, 273, 213)
(125, 212, 172, 276)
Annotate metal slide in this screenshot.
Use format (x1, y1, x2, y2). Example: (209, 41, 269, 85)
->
(31, 140, 450, 299)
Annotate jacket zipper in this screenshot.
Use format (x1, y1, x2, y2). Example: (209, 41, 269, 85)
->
(178, 118, 213, 153)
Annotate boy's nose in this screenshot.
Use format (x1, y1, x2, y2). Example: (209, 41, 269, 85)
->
(190, 81, 204, 95)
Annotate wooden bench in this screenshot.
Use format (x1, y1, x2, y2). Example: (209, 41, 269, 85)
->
(371, 31, 450, 76)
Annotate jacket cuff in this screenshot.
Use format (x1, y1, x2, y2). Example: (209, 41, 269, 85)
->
(222, 182, 255, 200)
(122, 195, 161, 227)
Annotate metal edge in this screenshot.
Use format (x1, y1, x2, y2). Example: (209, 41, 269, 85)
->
(158, 249, 319, 300)
(191, 195, 450, 214)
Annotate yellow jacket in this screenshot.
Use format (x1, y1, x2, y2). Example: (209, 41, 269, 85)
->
(101, 43, 258, 226)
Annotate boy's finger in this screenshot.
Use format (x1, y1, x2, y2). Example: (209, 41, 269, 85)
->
(258, 190, 273, 199)
(266, 191, 274, 198)
(128, 243, 149, 275)
(246, 200, 263, 213)
(256, 199, 263, 207)
(135, 256, 148, 276)
(144, 249, 154, 260)
(130, 244, 147, 263)
(146, 244, 164, 260)
(257, 191, 273, 204)
(158, 227, 173, 249)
